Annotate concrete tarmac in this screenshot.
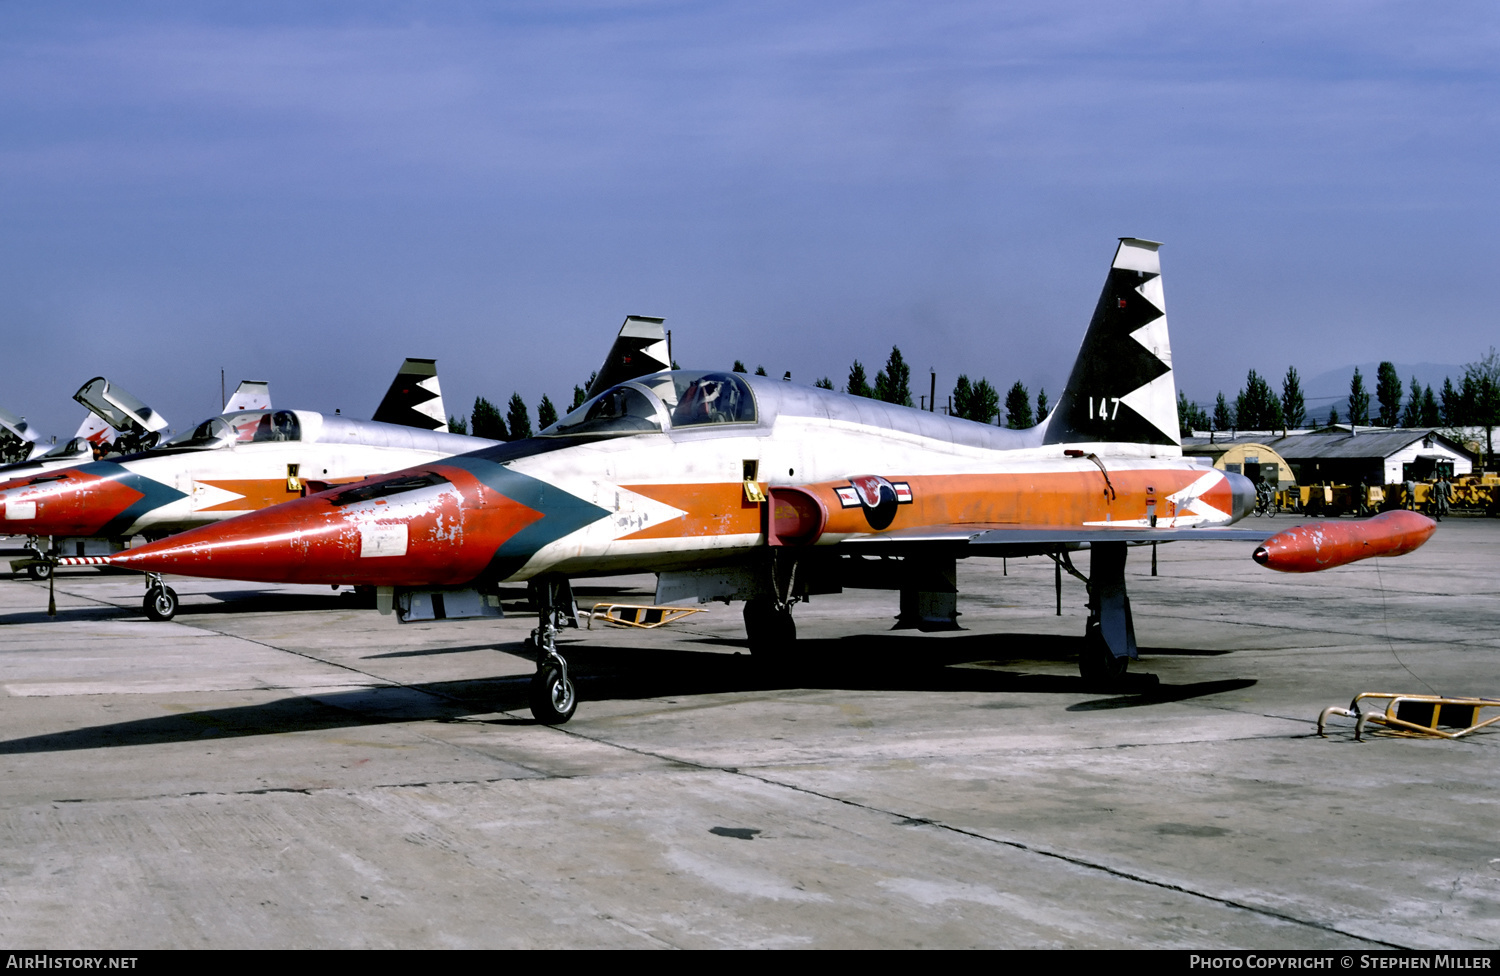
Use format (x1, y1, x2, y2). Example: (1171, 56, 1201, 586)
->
(0, 520, 1497, 949)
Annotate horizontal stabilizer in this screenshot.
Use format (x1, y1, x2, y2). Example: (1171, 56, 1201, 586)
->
(372, 358, 448, 432)
(224, 381, 271, 412)
(585, 316, 671, 400)
(73, 378, 168, 435)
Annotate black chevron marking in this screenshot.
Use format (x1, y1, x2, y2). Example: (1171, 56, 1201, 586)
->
(1045, 267, 1174, 446)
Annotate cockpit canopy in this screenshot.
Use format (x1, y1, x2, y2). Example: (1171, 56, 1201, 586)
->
(164, 409, 303, 451)
(544, 371, 757, 437)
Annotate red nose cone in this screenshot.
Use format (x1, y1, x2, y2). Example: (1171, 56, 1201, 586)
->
(108, 467, 542, 587)
(0, 468, 140, 537)
(1253, 510, 1437, 573)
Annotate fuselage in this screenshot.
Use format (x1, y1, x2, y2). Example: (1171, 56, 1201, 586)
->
(0, 408, 494, 540)
(103, 372, 1253, 586)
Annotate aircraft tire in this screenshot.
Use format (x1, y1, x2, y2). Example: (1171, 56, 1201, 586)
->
(1078, 620, 1128, 688)
(530, 665, 577, 725)
(26, 561, 52, 581)
(743, 598, 796, 662)
(144, 585, 179, 623)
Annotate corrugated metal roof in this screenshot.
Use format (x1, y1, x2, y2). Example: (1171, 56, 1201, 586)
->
(1185, 428, 1471, 461)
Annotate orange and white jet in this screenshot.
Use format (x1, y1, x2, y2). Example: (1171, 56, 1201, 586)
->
(77, 240, 1436, 721)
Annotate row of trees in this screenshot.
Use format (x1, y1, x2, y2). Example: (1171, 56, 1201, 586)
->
(451, 347, 1500, 450)
(449, 393, 558, 441)
(1183, 350, 1500, 445)
(815, 346, 1048, 430)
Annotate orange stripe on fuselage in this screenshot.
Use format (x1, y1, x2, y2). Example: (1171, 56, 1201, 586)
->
(617, 483, 762, 540)
(617, 467, 1228, 543)
(816, 469, 1223, 535)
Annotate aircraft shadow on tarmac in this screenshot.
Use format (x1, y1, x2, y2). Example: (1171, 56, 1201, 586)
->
(0, 583, 652, 624)
(0, 631, 1255, 755)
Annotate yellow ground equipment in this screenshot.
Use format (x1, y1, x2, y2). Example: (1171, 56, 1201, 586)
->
(585, 602, 707, 630)
(1317, 692, 1500, 741)
(1277, 483, 1383, 516)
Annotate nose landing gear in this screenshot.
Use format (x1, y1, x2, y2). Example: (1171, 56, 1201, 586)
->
(143, 572, 179, 622)
(527, 579, 577, 725)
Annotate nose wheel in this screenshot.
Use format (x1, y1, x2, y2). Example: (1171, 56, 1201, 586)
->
(527, 578, 577, 724)
(529, 663, 576, 725)
(142, 573, 179, 622)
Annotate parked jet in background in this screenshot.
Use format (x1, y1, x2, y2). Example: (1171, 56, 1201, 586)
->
(13, 315, 678, 616)
(76, 241, 1436, 722)
(0, 374, 174, 476)
(1, 358, 490, 614)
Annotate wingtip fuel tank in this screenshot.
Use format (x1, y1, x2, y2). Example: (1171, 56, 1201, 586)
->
(1252, 510, 1437, 573)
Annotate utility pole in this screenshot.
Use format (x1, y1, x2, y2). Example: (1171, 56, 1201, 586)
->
(929, 369, 936, 412)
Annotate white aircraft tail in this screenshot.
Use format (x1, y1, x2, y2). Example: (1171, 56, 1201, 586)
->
(1042, 238, 1179, 451)
(224, 380, 271, 412)
(585, 316, 671, 400)
(372, 359, 447, 431)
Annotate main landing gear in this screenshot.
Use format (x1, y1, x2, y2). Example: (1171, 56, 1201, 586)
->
(743, 550, 801, 668)
(1057, 542, 1137, 689)
(526, 579, 577, 725)
(143, 572, 179, 622)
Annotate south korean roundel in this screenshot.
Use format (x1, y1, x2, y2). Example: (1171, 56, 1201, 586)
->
(847, 475, 899, 530)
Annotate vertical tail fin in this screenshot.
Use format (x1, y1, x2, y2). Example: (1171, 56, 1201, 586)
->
(1043, 238, 1179, 451)
(585, 315, 671, 399)
(372, 358, 447, 431)
(223, 380, 271, 412)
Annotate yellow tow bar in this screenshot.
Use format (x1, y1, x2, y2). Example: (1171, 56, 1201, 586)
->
(1318, 692, 1500, 741)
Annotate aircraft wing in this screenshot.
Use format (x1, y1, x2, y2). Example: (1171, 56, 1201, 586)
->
(839, 524, 1272, 547)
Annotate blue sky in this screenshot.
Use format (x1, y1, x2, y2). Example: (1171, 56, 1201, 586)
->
(2, 2, 1496, 436)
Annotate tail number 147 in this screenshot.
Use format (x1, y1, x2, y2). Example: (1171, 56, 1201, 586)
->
(1088, 396, 1122, 420)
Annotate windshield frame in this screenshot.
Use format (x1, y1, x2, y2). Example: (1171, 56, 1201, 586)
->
(542, 381, 671, 438)
(541, 371, 759, 439)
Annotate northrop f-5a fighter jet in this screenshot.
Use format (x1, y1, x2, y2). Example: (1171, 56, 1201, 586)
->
(77, 240, 1436, 721)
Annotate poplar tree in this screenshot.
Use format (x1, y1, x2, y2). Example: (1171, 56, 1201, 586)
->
(537, 395, 558, 430)
(1348, 368, 1370, 426)
(1401, 376, 1422, 428)
(1375, 362, 1402, 426)
(471, 396, 507, 440)
(952, 375, 974, 420)
(1004, 381, 1034, 429)
(1212, 392, 1234, 431)
(1280, 366, 1306, 429)
(969, 379, 999, 425)
(1420, 385, 1441, 427)
(506, 393, 533, 441)
(847, 361, 873, 398)
(873, 347, 913, 406)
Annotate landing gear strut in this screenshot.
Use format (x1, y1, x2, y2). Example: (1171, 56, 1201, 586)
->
(22, 537, 52, 581)
(1079, 542, 1135, 688)
(527, 578, 577, 725)
(143, 572, 179, 622)
(744, 550, 800, 667)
